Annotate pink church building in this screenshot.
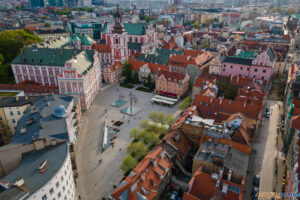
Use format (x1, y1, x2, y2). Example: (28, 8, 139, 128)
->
(221, 48, 276, 81)
(93, 6, 157, 64)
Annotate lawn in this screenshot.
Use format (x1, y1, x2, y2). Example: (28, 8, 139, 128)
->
(136, 87, 153, 93)
(0, 92, 19, 96)
(120, 83, 134, 89)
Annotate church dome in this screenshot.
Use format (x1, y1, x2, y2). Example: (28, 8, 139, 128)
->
(53, 105, 67, 118)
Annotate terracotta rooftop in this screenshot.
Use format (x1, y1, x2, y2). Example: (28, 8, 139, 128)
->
(92, 43, 111, 53)
(0, 81, 59, 95)
(111, 147, 173, 200)
(183, 166, 244, 200)
(193, 94, 262, 121)
(157, 70, 187, 82)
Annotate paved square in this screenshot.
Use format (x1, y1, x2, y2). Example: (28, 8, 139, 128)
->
(75, 82, 178, 200)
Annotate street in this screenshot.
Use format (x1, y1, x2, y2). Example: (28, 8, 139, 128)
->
(75, 82, 178, 200)
(245, 100, 282, 199)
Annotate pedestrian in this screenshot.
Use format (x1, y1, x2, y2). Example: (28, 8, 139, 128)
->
(128, 119, 130, 123)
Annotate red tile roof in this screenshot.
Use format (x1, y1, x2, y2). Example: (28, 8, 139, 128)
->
(292, 115, 300, 130)
(129, 58, 169, 74)
(111, 147, 173, 200)
(0, 81, 59, 95)
(157, 70, 187, 82)
(184, 167, 244, 200)
(193, 94, 262, 121)
(92, 44, 111, 53)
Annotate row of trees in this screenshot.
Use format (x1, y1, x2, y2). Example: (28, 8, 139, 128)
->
(0, 29, 42, 83)
(178, 96, 193, 110)
(122, 60, 152, 86)
(120, 112, 173, 175)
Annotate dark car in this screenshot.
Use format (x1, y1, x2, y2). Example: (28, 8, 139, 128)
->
(265, 107, 270, 118)
(253, 175, 260, 187)
(251, 187, 259, 200)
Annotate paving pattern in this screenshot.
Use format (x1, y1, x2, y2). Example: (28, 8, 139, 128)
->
(75, 82, 178, 200)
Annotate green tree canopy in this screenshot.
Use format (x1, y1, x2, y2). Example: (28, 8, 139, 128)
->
(139, 119, 149, 129)
(126, 142, 148, 160)
(157, 111, 165, 124)
(149, 110, 159, 122)
(193, 20, 200, 29)
(146, 73, 152, 87)
(129, 127, 140, 139)
(44, 22, 51, 27)
(120, 154, 137, 174)
(133, 70, 139, 84)
(288, 8, 296, 15)
(122, 60, 132, 81)
(137, 129, 148, 141)
(178, 96, 193, 110)
(217, 81, 238, 100)
(0, 54, 4, 65)
(165, 113, 175, 125)
(145, 16, 150, 23)
(144, 132, 159, 147)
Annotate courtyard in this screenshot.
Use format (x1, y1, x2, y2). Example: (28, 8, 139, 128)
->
(75, 82, 179, 200)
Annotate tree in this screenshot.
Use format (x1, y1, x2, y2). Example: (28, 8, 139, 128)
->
(178, 96, 193, 110)
(165, 113, 175, 125)
(288, 8, 296, 15)
(126, 142, 148, 160)
(120, 154, 137, 174)
(44, 23, 51, 27)
(0, 54, 4, 65)
(133, 70, 139, 84)
(193, 20, 200, 29)
(145, 16, 150, 23)
(157, 111, 165, 124)
(149, 110, 159, 122)
(202, 42, 210, 49)
(137, 129, 148, 141)
(122, 60, 132, 81)
(139, 119, 149, 129)
(130, 127, 140, 140)
(217, 81, 237, 100)
(146, 74, 152, 87)
(144, 132, 159, 147)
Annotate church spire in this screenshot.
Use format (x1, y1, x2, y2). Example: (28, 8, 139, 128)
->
(112, 4, 125, 34)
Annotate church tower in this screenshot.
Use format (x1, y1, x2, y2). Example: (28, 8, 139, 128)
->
(108, 5, 128, 63)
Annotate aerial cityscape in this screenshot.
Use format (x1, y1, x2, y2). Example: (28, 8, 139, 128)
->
(0, 0, 299, 199)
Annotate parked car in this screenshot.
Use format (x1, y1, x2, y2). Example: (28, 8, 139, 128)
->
(170, 191, 178, 200)
(251, 187, 259, 200)
(253, 175, 260, 187)
(265, 107, 270, 118)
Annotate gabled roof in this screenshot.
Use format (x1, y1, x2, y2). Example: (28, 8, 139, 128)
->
(157, 70, 187, 82)
(111, 147, 173, 200)
(223, 57, 253, 66)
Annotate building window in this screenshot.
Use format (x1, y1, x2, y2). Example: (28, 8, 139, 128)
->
(42, 194, 47, 200)
(230, 65, 233, 68)
(49, 188, 54, 195)
(247, 68, 250, 71)
(223, 69, 225, 71)
(17, 111, 21, 115)
(62, 186, 65, 191)
(263, 69, 266, 73)
(115, 38, 119, 44)
(57, 192, 61, 198)
(61, 176, 64, 181)
(254, 69, 258, 72)
(262, 76, 264, 80)
(240, 67, 243, 70)
(56, 182, 59, 188)
(10, 111, 13, 116)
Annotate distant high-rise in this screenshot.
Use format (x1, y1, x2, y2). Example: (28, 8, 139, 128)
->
(66, 0, 78, 7)
(30, 0, 45, 8)
(174, 0, 181, 4)
(78, 0, 91, 6)
(92, 0, 105, 6)
(48, 0, 64, 7)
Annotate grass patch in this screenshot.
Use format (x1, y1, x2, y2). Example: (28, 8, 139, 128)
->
(120, 83, 134, 89)
(0, 92, 19, 96)
(136, 87, 153, 93)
